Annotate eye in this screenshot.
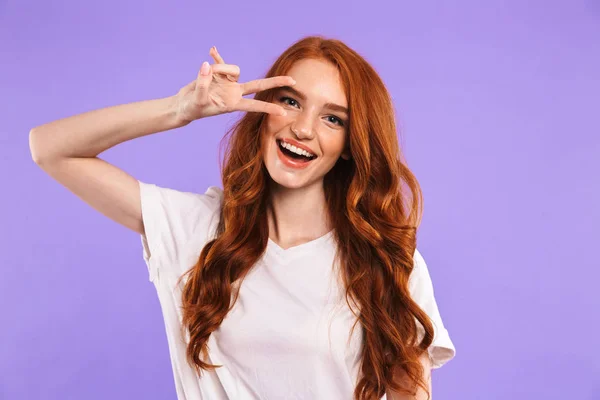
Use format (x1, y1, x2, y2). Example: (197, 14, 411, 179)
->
(279, 96, 299, 108)
(326, 115, 344, 127)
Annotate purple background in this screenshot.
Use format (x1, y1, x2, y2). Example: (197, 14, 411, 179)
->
(2, 0, 599, 399)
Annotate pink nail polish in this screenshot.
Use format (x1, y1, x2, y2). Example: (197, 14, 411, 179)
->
(200, 61, 210, 76)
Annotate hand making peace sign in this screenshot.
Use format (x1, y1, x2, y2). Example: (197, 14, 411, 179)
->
(174, 46, 296, 125)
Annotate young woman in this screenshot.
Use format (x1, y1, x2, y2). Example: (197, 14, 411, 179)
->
(30, 36, 456, 400)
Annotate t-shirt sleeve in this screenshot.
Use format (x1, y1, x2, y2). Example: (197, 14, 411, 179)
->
(138, 180, 223, 283)
(409, 249, 456, 369)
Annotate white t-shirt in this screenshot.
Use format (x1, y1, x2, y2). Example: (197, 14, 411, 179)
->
(138, 181, 456, 400)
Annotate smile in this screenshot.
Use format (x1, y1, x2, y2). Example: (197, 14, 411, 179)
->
(276, 139, 317, 169)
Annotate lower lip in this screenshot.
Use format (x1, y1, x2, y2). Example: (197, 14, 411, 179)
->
(276, 141, 315, 169)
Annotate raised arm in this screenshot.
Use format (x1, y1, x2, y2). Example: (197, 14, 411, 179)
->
(29, 95, 183, 235)
(29, 47, 295, 235)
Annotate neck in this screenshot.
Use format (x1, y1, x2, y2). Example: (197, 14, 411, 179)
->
(267, 180, 332, 249)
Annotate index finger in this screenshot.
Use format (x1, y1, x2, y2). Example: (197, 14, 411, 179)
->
(237, 98, 287, 116)
(241, 76, 296, 95)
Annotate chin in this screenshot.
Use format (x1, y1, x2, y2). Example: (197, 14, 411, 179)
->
(266, 170, 314, 190)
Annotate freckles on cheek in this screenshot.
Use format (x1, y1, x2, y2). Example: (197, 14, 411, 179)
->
(266, 114, 288, 133)
(322, 137, 346, 156)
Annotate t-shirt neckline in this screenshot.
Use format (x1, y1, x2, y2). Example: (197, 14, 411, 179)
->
(266, 229, 335, 259)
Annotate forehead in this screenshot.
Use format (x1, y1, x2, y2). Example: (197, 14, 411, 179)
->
(285, 58, 347, 107)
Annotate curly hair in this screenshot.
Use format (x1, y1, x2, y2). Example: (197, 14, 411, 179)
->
(179, 36, 435, 400)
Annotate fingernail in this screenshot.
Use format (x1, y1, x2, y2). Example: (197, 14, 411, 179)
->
(200, 61, 210, 76)
(214, 46, 218, 52)
(280, 110, 287, 116)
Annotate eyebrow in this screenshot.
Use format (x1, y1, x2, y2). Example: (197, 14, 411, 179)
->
(278, 86, 349, 116)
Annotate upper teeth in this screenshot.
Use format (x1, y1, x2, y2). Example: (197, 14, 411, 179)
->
(280, 141, 315, 158)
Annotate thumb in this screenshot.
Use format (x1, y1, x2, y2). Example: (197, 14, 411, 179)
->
(194, 61, 213, 97)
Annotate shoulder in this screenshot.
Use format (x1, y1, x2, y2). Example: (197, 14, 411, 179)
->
(138, 181, 223, 275)
(139, 181, 223, 213)
(408, 249, 438, 314)
(409, 249, 430, 287)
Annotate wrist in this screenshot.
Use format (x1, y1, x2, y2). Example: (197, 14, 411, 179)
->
(164, 94, 192, 129)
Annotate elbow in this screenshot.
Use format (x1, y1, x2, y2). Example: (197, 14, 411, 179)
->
(29, 127, 51, 166)
(29, 128, 42, 165)
(29, 128, 42, 164)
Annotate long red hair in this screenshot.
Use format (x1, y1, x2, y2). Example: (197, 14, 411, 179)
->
(179, 36, 435, 400)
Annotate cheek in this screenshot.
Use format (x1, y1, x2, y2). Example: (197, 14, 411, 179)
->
(321, 132, 347, 157)
(261, 117, 279, 153)
(265, 114, 288, 134)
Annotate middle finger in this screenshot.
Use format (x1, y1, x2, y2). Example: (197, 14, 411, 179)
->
(242, 76, 296, 95)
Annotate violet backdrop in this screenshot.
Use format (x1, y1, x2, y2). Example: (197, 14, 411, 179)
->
(1, 0, 599, 399)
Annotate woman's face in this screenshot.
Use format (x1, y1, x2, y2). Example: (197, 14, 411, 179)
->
(261, 58, 350, 190)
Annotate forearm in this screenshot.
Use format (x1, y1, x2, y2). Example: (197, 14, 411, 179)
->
(29, 95, 185, 163)
(386, 353, 432, 400)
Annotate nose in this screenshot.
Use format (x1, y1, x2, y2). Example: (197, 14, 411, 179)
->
(290, 112, 315, 140)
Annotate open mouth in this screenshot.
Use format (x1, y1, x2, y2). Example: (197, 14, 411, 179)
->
(276, 139, 317, 163)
